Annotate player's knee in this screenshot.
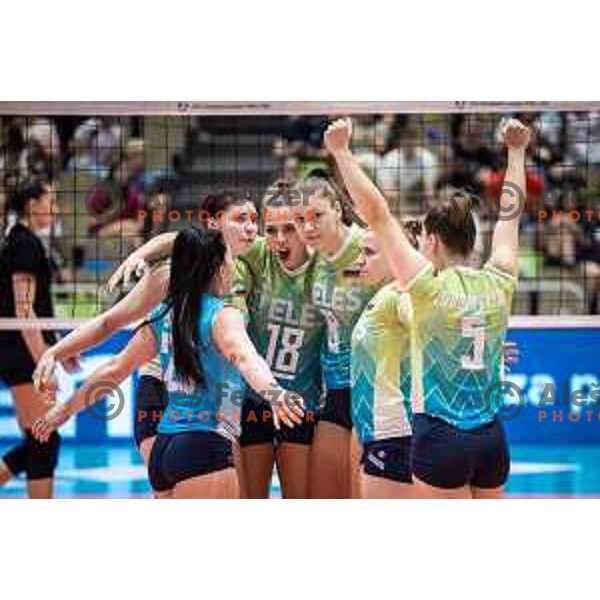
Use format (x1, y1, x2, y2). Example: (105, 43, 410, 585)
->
(24, 430, 61, 480)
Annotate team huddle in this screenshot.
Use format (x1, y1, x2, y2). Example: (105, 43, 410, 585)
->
(10, 117, 529, 499)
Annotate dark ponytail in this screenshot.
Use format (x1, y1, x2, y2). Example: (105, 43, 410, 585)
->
(152, 226, 228, 388)
(424, 188, 476, 257)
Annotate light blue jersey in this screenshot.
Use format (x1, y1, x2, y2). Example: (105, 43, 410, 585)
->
(149, 295, 245, 440)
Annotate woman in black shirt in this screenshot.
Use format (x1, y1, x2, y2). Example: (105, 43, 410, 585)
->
(0, 177, 62, 498)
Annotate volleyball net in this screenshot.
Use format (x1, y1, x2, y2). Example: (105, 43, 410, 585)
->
(1, 101, 600, 322)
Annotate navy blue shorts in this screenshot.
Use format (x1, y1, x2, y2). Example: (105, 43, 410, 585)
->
(134, 375, 169, 448)
(411, 414, 510, 490)
(362, 436, 413, 484)
(148, 430, 234, 493)
(320, 388, 352, 431)
(239, 397, 318, 447)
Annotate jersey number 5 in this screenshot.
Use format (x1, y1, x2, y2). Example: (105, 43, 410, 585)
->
(461, 316, 486, 371)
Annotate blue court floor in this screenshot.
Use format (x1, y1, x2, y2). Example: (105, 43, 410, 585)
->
(1, 444, 599, 498)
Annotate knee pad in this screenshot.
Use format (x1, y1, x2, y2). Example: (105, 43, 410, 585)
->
(2, 441, 28, 477)
(24, 430, 61, 480)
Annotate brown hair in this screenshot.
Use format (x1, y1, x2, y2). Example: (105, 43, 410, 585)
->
(401, 218, 422, 250)
(423, 189, 476, 257)
(293, 175, 354, 226)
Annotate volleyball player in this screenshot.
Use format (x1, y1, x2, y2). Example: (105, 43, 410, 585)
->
(351, 228, 416, 499)
(33, 227, 304, 499)
(106, 189, 324, 499)
(235, 189, 324, 498)
(352, 223, 520, 499)
(34, 193, 258, 493)
(293, 176, 380, 498)
(0, 176, 71, 499)
(325, 117, 530, 499)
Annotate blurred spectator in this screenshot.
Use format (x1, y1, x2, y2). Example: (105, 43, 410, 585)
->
(576, 198, 600, 314)
(352, 115, 393, 174)
(87, 160, 145, 248)
(125, 138, 152, 189)
(541, 187, 580, 269)
(18, 118, 61, 179)
(376, 122, 440, 215)
(451, 115, 500, 175)
(67, 117, 122, 178)
(565, 112, 600, 166)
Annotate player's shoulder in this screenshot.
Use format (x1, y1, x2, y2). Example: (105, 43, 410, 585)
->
(6, 223, 43, 254)
(367, 282, 412, 323)
(239, 236, 267, 263)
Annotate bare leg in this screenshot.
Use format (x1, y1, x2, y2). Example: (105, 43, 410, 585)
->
(154, 490, 174, 500)
(350, 431, 362, 499)
(276, 443, 310, 499)
(361, 473, 414, 499)
(138, 436, 171, 499)
(174, 468, 239, 499)
(472, 486, 504, 499)
(0, 461, 14, 486)
(233, 441, 247, 499)
(412, 476, 472, 499)
(241, 443, 275, 499)
(138, 437, 155, 466)
(309, 422, 351, 499)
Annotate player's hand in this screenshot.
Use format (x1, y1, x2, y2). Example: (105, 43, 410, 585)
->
(501, 118, 531, 150)
(271, 391, 305, 430)
(107, 256, 149, 292)
(32, 404, 70, 443)
(324, 118, 353, 155)
(34, 350, 58, 393)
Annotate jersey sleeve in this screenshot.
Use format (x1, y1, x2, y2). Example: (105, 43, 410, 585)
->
(227, 259, 252, 315)
(8, 233, 43, 276)
(229, 238, 267, 312)
(405, 263, 439, 322)
(483, 263, 518, 305)
(395, 292, 413, 326)
(147, 305, 167, 351)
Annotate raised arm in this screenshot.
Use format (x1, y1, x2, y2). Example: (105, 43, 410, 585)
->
(32, 325, 157, 442)
(33, 264, 170, 391)
(212, 306, 304, 428)
(324, 118, 428, 287)
(489, 119, 531, 276)
(107, 232, 176, 291)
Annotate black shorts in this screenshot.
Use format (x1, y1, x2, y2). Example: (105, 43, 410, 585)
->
(134, 375, 169, 448)
(0, 339, 36, 387)
(362, 437, 413, 484)
(320, 388, 352, 431)
(411, 414, 510, 490)
(239, 397, 318, 447)
(148, 430, 234, 493)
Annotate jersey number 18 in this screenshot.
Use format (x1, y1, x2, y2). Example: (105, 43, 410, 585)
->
(266, 324, 304, 377)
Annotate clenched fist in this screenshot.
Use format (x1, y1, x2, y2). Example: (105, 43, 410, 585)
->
(501, 118, 531, 150)
(324, 118, 353, 155)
